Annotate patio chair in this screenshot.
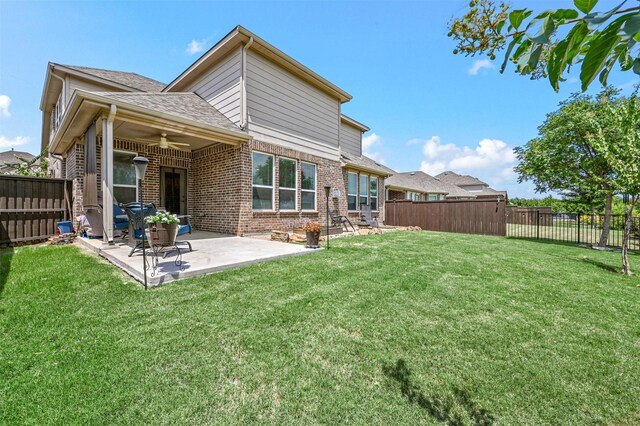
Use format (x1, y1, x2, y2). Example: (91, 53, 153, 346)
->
(122, 202, 157, 257)
(113, 204, 129, 238)
(360, 204, 379, 228)
(175, 214, 193, 253)
(330, 209, 355, 232)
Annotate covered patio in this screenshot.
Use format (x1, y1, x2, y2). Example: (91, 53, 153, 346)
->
(78, 230, 316, 286)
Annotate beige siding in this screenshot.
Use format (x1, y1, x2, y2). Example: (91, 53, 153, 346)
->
(65, 76, 125, 105)
(246, 50, 340, 160)
(460, 184, 486, 192)
(340, 122, 361, 156)
(184, 48, 242, 125)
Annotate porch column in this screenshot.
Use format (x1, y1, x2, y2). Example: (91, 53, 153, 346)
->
(101, 105, 117, 244)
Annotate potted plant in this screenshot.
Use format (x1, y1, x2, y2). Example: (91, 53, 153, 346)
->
(302, 220, 322, 248)
(145, 211, 180, 245)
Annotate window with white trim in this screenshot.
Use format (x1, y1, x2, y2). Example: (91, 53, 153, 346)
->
(428, 194, 438, 201)
(370, 176, 378, 211)
(113, 150, 138, 204)
(279, 157, 297, 210)
(406, 191, 421, 201)
(301, 162, 316, 211)
(252, 152, 274, 210)
(359, 174, 369, 207)
(347, 172, 358, 211)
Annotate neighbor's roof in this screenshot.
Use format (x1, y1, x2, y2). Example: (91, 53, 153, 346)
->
(60, 65, 166, 92)
(386, 171, 475, 197)
(436, 171, 488, 187)
(92, 92, 240, 132)
(472, 187, 508, 198)
(0, 150, 35, 166)
(341, 152, 394, 176)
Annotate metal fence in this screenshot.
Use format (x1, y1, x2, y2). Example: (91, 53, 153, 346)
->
(0, 175, 72, 247)
(506, 209, 640, 250)
(386, 199, 506, 236)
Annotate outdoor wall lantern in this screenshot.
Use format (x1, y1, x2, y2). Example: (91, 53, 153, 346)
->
(324, 185, 331, 250)
(133, 156, 150, 290)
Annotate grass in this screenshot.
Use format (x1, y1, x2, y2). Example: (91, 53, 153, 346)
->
(1, 231, 639, 425)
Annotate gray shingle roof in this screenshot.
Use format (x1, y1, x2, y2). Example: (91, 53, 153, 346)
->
(92, 92, 241, 132)
(341, 152, 394, 176)
(62, 65, 166, 92)
(436, 171, 488, 186)
(0, 150, 35, 167)
(386, 171, 475, 198)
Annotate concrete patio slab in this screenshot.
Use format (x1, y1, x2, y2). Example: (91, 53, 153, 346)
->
(78, 231, 318, 286)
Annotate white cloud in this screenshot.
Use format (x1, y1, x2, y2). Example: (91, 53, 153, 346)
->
(0, 95, 11, 117)
(361, 133, 387, 164)
(468, 59, 494, 76)
(362, 133, 380, 151)
(414, 135, 516, 179)
(0, 135, 29, 148)
(566, 76, 579, 84)
(186, 39, 206, 55)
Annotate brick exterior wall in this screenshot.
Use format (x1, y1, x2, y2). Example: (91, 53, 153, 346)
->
(65, 143, 84, 218)
(388, 189, 408, 201)
(64, 136, 386, 235)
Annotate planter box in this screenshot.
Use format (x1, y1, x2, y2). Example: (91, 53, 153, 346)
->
(148, 223, 179, 245)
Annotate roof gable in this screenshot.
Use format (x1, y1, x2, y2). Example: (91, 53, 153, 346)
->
(164, 26, 352, 102)
(59, 64, 166, 92)
(436, 171, 488, 186)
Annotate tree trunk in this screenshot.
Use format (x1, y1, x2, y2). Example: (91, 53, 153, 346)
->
(598, 192, 613, 247)
(621, 195, 638, 276)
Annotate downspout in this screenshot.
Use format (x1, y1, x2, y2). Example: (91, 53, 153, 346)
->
(240, 37, 254, 130)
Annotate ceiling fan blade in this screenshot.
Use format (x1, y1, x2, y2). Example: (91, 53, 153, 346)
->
(166, 141, 190, 147)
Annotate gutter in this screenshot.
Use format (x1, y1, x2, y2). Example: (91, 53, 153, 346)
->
(240, 36, 254, 129)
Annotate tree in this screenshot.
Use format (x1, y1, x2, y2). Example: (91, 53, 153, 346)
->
(515, 88, 618, 246)
(587, 87, 640, 275)
(448, 0, 640, 92)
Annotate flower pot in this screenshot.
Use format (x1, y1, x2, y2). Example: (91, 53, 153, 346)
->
(305, 231, 320, 248)
(148, 222, 179, 245)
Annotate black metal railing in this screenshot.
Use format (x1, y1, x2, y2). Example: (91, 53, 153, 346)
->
(506, 210, 640, 251)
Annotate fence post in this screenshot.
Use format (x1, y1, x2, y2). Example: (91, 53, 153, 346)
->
(393, 200, 396, 226)
(536, 210, 540, 240)
(577, 214, 581, 245)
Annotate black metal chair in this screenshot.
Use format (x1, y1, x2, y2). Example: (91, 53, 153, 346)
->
(330, 209, 356, 232)
(360, 204, 379, 228)
(122, 202, 157, 257)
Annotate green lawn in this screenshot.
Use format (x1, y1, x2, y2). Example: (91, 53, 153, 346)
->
(1, 232, 639, 425)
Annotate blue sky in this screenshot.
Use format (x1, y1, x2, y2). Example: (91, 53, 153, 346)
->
(0, 0, 634, 198)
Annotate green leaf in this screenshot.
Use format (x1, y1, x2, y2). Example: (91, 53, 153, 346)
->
(552, 9, 580, 21)
(585, 1, 626, 27)
(500, 34, 522, 73)
(599, 55, 618, 86)
(528, 44, 544, 70)
(574, 0, 599, 14)
(633, 58, 640, 75)
(548, 39, 569, 91)
(622, 13, 640, 37)
(565, 21, 590, 65)
(509, 9, 532, 31)
(580, 19, 624, 91)
(527, 15, 556, 44)
(634, 32, 640, 42)
(497, 19, 506, 34)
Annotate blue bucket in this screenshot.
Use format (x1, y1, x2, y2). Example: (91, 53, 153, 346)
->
(57, 221, 73, 234)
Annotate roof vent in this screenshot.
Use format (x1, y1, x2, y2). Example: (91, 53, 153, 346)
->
(410, 171, 416, 175)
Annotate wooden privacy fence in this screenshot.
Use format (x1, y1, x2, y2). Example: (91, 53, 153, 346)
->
(506, 206, 553, 226)
(385, 199, 506, 236)
(0, 175, 72, 247)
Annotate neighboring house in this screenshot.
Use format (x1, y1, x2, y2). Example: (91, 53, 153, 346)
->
(385, 171, 475, 201)
(0, 149, 36, 174)
(436, 171, 508, 200)
(40, 25, 388, 242)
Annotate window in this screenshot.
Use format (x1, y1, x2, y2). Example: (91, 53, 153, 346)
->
(347, 172, 358, 211)
(113, 151, 137, 204)
(428, 194, 438, 201)
(279, 158, 297, 210)
(300, 162, 316, 211)
(359, 174, 369, 207)
(370, 176, 378, 211)
(406, 191, 421, 201)
(252, 152, 274, 210)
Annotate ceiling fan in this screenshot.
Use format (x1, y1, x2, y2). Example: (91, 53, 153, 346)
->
(138, 133, 190, 150)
